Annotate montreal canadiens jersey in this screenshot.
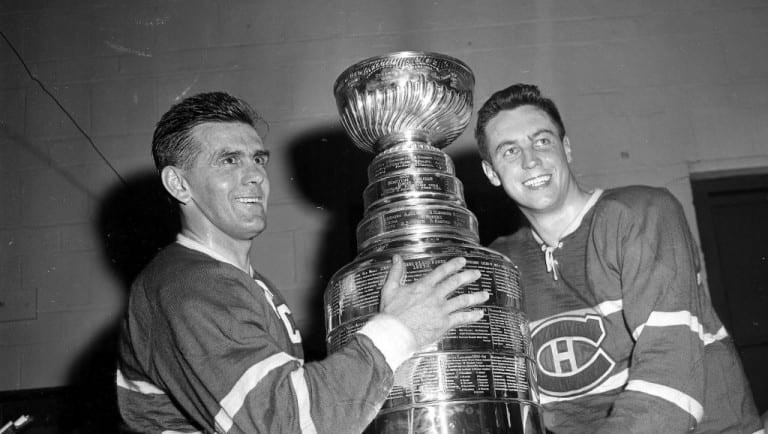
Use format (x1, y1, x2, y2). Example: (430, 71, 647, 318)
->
(490, 186, 762, 433)
(116, 241, 396, 433)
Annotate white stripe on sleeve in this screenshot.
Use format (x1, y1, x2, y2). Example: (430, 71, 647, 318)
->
(595, 299, 623, 317)
(632, 311, 729, 345)
(529, 300, 623, 330)
(116, 369, 165, 395)
(704, 326, 729, 345)
(215, 352, 298, 433)
(290, 368, 318, 434)
(358, 314, 417, 372)
(625, 379, 704, 422)
(539, 368, 628, 404)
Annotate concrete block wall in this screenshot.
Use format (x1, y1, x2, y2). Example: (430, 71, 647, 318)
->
(1, 0, 767, 391)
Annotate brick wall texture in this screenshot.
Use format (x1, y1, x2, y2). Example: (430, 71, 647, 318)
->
(1, 0, 767, 390)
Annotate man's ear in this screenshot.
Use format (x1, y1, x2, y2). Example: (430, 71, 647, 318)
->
(161, 166, 191, 204)
(481, 160, 501, 187)
(563, 136, 573, 163)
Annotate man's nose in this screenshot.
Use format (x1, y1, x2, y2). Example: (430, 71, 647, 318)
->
(521, 147, 541, 169)
(243, 162, 266, 184)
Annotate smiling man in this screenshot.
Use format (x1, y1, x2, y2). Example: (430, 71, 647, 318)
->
(475, 84, 762, 433)
(116, 91, 489, 433)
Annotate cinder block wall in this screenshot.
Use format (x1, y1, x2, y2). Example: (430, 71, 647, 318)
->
(1, 0, 767, 391)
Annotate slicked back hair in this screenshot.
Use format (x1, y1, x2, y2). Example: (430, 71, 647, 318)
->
(474, 83, 565, 161)
(152, 92, 266, 171)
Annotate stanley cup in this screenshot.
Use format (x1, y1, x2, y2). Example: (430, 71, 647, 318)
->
(325, 51, 544, 433)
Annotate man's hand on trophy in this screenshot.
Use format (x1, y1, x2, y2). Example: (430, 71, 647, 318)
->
(379, 254, 488, 349)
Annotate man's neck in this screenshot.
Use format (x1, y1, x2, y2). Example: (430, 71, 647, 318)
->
(524, 185, 594, 246)
(179, 228, 252, 272)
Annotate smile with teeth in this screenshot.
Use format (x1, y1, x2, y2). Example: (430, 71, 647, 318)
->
(523, 175, 551, 188)
(236, 197, 262, 204)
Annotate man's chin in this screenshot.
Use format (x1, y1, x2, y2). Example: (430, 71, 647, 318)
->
(518, 197, 558, 214)
(237, 218, 267, 240)
(250, 222, 267, 238)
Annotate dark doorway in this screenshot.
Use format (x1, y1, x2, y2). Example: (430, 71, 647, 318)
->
(692, 172, 768, 414)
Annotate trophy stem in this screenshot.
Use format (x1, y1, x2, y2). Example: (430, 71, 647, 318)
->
(374, 130, 446, 153)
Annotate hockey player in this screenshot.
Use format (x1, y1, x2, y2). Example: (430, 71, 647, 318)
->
(474, 83, 763, 433)
(116, 91, 489, 433)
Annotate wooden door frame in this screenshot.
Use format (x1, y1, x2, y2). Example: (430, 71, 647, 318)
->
(690, 170, 768, 335)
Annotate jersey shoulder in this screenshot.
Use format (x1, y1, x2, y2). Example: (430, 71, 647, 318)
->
(487, 226, 538, 265)
(599, 185, 680, 211)
(136, 244, 249, 300)
(595, 185, 684, 226)
(131, 243, 269, 330)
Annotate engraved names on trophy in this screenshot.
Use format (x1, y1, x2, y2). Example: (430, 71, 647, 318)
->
(385, 353, 534, 408)
(363, 172, 464, 209)
(368, 146, 454, 179)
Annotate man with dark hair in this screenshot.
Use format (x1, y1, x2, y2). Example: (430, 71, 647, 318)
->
(475, 83, 762, 433)
(117, 91, 489, 433)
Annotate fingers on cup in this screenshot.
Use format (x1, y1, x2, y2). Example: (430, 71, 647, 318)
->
(435, 269, 482, 299)
(445, 290, 489, 313)
(420, 257, 467, 287)
(382, 254, 405, 293)
(448, 307, 487, 328)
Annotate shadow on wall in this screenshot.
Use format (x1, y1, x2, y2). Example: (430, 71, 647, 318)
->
(451, 148, 523, 246)
(97, 171, 180, 286)
(62, 171, 180, 432)
(286, 125, 370, 361)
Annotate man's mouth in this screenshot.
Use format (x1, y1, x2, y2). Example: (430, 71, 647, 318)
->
(523, 175, 551, 188)
(235, 196, 263, 205)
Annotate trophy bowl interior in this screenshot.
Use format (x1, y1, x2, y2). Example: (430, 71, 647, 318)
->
(334, 51, 475, 153)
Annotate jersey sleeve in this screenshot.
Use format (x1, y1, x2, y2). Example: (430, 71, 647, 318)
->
(588, 189, 708, 433)
(127, 264, 402, 434)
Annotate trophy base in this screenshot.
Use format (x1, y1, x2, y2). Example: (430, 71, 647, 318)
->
(365, 400, 544, 434)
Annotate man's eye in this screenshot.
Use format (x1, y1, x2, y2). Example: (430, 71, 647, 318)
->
(223, 156, 239, 165)
(502, 147, 520, 158)
(535, 138, 551, 147)
(254, 155, 270, 166)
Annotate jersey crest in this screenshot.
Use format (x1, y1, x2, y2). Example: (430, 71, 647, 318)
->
(531, 314, 615, 397)
(255, 279, 302, 345)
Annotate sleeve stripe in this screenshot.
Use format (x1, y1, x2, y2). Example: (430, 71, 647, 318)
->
(529, 299, 623, 330)
(116, 368, 165, 395)
(539, 368, 629, 404)
(632, 311, 729, 345)
(358, 314, 417, 371)
(595, 299, 623, 316)
(214, 352, 298, 433)
(290, 368, 318, 434)
(626, 379, 704, 422)
(705, 325, 729, 345)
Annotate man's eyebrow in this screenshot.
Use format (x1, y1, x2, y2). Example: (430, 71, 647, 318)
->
(253, 149, 270, 158)
(490, 127, 558, 155)
(492, 139, 518, 155)
(531, 128, 557, 137)
(214, 149, 245, 159)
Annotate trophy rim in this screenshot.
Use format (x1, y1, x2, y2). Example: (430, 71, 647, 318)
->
(333, 51, 476, 153)
(332, 50, 475, 94)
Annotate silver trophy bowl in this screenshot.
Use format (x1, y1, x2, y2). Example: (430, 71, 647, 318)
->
(334, 51, 474, 153)
(325, 51, 544, 433)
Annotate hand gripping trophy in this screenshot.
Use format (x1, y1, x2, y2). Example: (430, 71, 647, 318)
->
(325, 51, 544, 433)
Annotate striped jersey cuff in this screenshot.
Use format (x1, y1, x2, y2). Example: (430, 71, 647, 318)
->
(358, 314, 417, 372)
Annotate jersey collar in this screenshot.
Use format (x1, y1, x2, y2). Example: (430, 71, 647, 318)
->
(176, 233, 254, 276)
